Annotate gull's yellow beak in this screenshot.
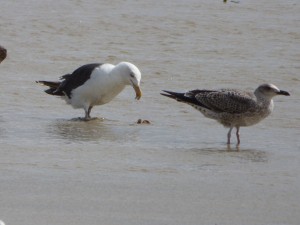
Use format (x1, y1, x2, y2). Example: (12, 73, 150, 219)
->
(133, 84, 142, 100)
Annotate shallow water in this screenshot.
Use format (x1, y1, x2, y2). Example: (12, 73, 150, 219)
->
(1, 0, 300, 225)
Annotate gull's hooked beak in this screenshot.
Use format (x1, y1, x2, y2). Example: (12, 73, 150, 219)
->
(277, 90, 290, 96)
(133, 83, 142, 100)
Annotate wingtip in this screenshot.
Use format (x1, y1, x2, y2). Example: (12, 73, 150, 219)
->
(161, 90, 180, 95)
(160, 90, 175, 99)
(160, 90, 174, 96)
(160, 91, 181, 101)
(36, 80, 47, 86)
(160, 92, 171, 97)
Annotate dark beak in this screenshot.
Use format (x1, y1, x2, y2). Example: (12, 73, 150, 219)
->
(278, 90, 290, 96)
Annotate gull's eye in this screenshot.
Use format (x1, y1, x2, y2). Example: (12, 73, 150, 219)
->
(130, 73, 135, 78)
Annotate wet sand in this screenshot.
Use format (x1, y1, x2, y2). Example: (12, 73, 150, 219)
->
(1, 142, 299, 225)
(1, 0, 300, 224)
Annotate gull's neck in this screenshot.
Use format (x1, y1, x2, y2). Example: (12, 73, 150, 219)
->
(254, 89, 274, 112)
(110, 64, 129, 86)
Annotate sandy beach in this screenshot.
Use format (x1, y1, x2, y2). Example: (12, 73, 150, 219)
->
(0, 0, 299, 224)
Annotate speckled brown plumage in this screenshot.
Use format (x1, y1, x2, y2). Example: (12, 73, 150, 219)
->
(161, 84, 290, 145)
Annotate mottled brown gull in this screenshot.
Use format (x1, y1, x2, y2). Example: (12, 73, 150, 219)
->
(161, 84, 290, 145)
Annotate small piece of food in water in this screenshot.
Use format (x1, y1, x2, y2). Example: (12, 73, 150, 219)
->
(137, 119, 151, 124)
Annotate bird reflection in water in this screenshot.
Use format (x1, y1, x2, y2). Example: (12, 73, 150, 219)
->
(47, 118, 123, 143)
(191, 147, 268, 163)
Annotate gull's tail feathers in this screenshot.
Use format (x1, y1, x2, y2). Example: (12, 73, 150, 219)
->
(36, 80, 64, 96)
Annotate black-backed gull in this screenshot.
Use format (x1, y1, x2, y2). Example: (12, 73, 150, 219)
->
(37, 62, 142, 120)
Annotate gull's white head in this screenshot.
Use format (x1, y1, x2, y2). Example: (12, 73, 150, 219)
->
(116, 62, 142, 100)
(256, 83, 290, 99)
(115, 62, 142, 100)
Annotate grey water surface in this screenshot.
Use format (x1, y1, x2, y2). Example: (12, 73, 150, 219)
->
(1, 0, 299, 224)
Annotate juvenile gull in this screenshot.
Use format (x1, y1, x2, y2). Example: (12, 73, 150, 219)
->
(161, 84, 290, 145)
(37, 62, 142, 120)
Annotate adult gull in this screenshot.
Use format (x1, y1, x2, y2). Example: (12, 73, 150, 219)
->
(37, 62, 142, 120)
(161, 84, 290, 145)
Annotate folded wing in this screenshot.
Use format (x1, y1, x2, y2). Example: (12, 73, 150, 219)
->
(194, 89, 256, 114)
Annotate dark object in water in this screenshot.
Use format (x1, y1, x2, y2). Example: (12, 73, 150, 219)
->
(137, 119, 151, 124)
(0, 45, 7, 63)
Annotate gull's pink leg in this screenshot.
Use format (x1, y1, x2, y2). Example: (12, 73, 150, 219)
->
(227, 127, 233, 145)
(236, 126, 240, 145)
